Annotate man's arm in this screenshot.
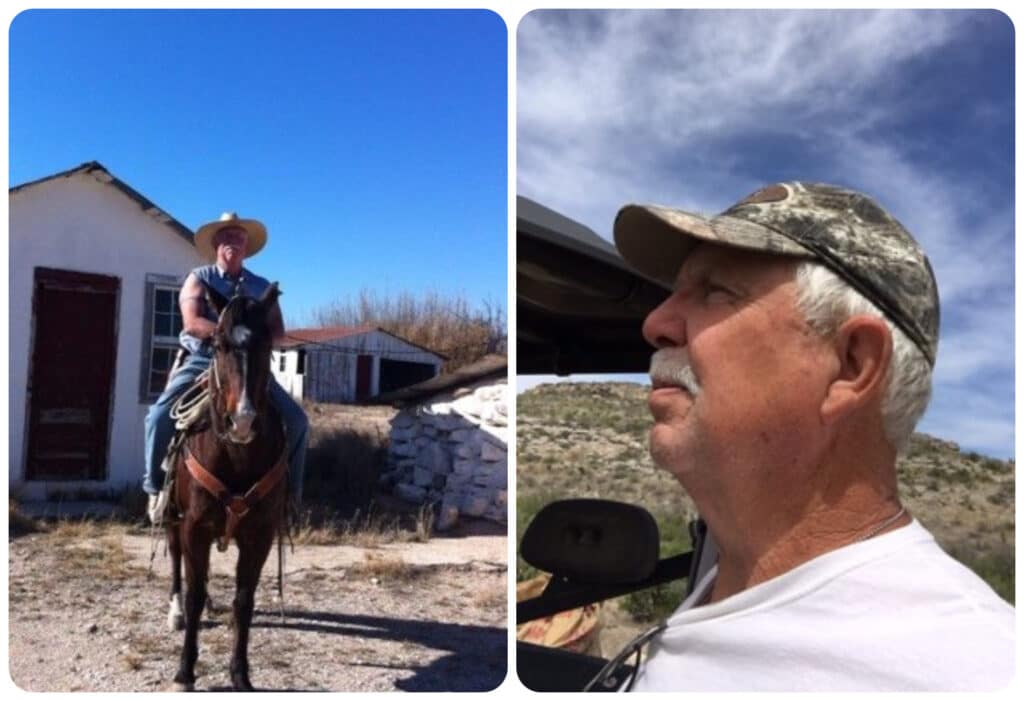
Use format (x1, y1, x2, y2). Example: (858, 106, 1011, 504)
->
(179, 273, 217, 341)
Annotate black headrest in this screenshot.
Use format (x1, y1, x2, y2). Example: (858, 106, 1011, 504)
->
(520, 499, 660, 584)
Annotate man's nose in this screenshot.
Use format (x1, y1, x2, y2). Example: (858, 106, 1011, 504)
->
(642, 292, 687, 350)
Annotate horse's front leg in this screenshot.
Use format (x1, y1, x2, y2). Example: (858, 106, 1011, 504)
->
(166, 523, 185, 632)
(230, 528, 276, 691)
(172, 521, 214, 692)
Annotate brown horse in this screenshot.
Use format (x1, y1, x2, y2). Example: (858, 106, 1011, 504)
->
(166, 282, 287, 691)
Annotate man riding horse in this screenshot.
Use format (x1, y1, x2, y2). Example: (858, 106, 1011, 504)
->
(143, 212, 309, 524)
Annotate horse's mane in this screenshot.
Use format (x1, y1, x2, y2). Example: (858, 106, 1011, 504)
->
(218, 295, 271, 345)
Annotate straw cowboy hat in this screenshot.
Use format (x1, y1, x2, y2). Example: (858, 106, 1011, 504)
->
(194, 212, 268, 261)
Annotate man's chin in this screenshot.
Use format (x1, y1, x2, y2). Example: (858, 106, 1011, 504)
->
(649, 425, 692, 475)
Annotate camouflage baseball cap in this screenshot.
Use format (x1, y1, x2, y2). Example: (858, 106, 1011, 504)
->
(613, 182, 940, 366)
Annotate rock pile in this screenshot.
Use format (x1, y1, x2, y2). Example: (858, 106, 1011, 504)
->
(381, 380, 508, 531)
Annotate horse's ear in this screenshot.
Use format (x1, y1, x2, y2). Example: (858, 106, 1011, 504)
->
(259, 282, 281, 310)
(205, 283, 230, 317)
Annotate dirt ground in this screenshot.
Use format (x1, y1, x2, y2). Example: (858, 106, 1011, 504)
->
(8, 519, 508, 692)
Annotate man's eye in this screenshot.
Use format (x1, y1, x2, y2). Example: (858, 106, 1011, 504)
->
(703, 283, 733, 301)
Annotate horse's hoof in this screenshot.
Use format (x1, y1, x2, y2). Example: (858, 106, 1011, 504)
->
(168, 681, 194, 692)
(231, 678, 254, 692)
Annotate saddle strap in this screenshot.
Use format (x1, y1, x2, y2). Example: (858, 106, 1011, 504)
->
(183, 446, 288, 549)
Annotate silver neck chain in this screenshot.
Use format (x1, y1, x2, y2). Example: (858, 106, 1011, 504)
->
(856, 505, 906, 543)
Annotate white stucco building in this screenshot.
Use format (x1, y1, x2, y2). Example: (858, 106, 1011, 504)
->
(9, 162, 204, 500)
(272, 326, 444, 404)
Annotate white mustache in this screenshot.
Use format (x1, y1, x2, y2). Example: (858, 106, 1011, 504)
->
(650, 348, 701, 396)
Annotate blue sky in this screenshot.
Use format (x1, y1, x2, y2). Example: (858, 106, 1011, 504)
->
(517, 9, 1014, 459)
(8, 9, 507, 327)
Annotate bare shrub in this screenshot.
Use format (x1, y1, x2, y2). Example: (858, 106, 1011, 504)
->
(303, 425, 388, 513)
(310, 288, 506, 373)
(352, 553, 419, 582)
(292, 501, 433, 547)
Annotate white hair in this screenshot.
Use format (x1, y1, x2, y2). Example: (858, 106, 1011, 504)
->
(793, 262, 932, 451)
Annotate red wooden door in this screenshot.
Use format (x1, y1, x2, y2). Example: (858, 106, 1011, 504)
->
(355, 354, 373, 400)
(25, 268, 119, 480)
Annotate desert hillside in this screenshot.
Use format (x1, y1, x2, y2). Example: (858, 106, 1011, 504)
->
(517, 382, 1014, 602)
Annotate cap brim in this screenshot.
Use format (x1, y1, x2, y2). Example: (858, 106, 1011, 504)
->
(613, 204, 812, 287)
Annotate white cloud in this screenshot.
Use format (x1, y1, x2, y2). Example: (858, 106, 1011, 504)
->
(518, 10, 963, 224)
(517, 9, 1014, 457)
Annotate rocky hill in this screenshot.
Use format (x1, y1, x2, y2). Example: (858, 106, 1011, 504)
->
(517, 382, 1014, 593)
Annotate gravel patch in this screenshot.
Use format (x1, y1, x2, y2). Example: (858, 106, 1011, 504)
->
(9, 526, 508, 692)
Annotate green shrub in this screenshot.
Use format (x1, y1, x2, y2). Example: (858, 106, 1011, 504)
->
(517, 492, 557, 582)
(620, 582, 688, 621)
(947, 545, 1015, 604)
(621, 508, 693, 622)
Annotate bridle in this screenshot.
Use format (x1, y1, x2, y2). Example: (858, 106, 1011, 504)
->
(210, 347, 254, 443)
(209, 298, 268, 445)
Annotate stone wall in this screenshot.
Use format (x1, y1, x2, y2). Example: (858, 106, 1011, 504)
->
(380, 379, 508, 531)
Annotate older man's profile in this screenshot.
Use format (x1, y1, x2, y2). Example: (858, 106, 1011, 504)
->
(608, 182, 1014, 691)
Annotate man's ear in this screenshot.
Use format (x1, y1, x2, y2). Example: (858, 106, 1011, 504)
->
(821, 315, 892, 425)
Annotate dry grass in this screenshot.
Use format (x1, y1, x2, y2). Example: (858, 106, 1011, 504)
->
(351, 553, 419, 582)
(9, 499, 46, 537)
(291, 502, 433, 547)
(31, 517, 142, 581)
(127, 632, 172, 657)
(61, 537, 138, 580)
(48, 516, 126, 541)
(471, 581, 507, 609)
(120, 653, 144, 672)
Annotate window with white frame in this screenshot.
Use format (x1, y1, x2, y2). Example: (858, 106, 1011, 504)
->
(141, 277, 184, 401)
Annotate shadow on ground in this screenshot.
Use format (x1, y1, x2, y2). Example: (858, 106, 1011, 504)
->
(254, 608, 506, 691)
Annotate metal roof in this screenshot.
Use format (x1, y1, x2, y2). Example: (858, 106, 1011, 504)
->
(276, 325, 379, 348)
(9, 161, 195, 247)
(365, 353, 507, 406)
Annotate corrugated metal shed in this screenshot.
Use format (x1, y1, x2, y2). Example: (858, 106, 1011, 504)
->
(273, 326, 447, 404)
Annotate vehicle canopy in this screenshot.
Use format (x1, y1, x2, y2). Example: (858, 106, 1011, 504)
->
(517, 196, 668, 375)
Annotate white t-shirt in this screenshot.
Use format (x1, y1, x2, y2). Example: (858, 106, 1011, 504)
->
(630, 520, 1015, 691)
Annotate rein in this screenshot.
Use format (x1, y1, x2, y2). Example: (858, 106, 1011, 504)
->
(208, 354, 238, 443)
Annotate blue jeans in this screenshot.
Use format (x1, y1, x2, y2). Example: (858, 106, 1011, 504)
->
(143, 352, 309, 501)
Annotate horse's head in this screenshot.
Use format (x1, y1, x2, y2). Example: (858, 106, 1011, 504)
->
(205, 283, 280, 444)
